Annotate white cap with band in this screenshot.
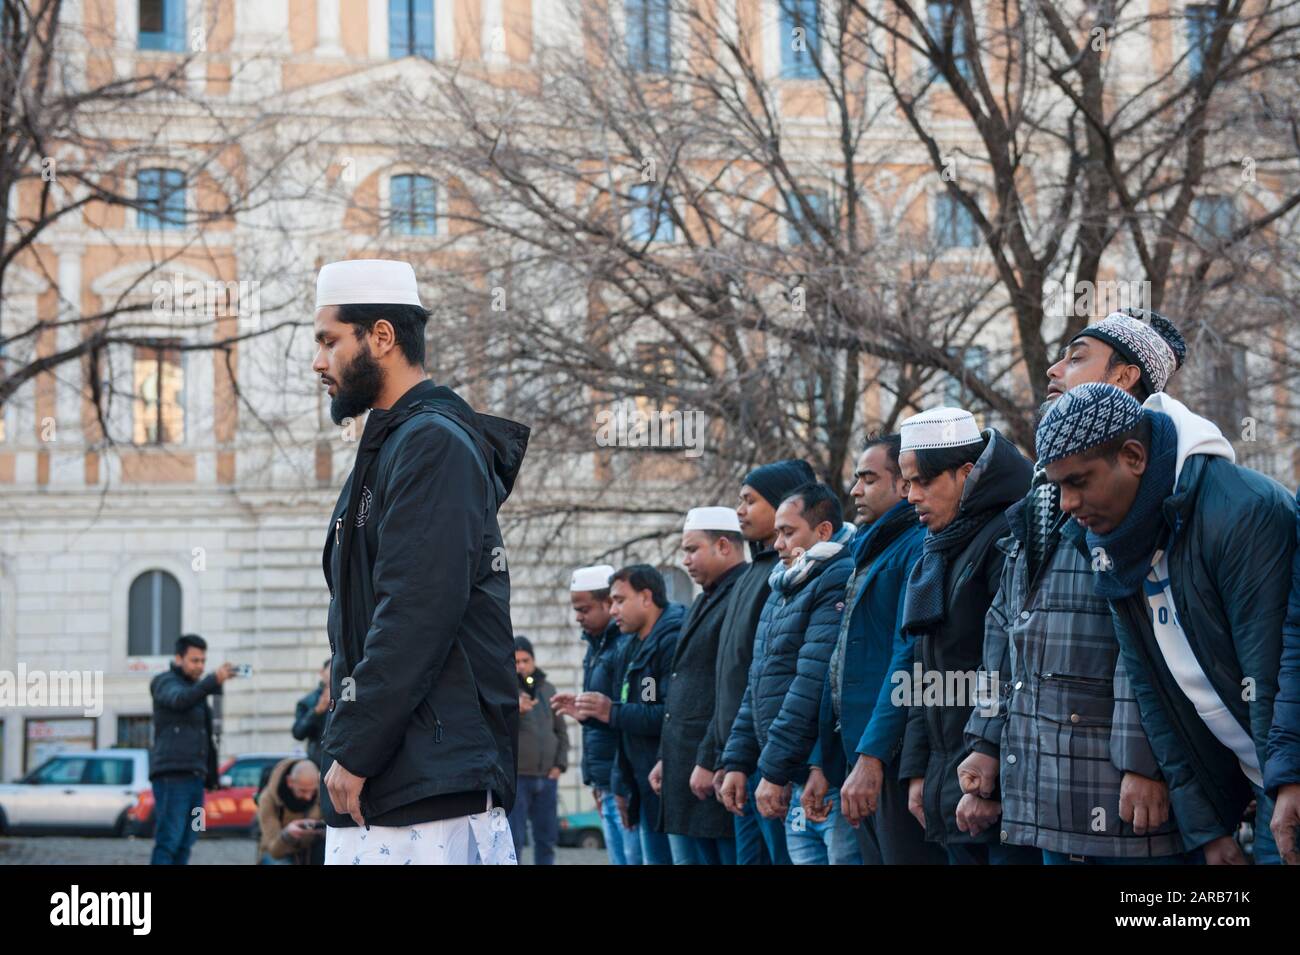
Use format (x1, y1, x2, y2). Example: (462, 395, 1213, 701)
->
(899, 406, 983, 451)
(683, 506, 742, 533)
(315, 259, 424, 310)
(570, 564, 616, 593)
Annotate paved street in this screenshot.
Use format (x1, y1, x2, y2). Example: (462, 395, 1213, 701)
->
(0, 835, 607, 865)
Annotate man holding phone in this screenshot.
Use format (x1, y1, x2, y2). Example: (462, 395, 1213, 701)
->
(148, 633, 239, 865)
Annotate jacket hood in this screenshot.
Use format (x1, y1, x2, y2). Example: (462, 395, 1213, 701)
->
(391, 380, 531, 505)
(958, 428, 1034, 519)
(1142, 392, 1235, 484)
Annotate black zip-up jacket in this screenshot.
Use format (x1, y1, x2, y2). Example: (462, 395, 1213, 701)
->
(897, 429, 1032, 847)
(320, 380, 529, 828)
(149, 664, 222, 785)
(703, 545, 779, 771)
(609, 603, 686, 830)
(580, 621, 627, 789)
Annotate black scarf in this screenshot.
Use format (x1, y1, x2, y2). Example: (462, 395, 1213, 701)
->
(277, 763, 316, 814)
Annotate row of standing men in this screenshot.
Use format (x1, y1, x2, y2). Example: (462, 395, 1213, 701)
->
(543, 309, 1300, 865)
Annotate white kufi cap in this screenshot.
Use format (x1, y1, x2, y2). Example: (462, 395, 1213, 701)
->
(315, 259, 424, 310)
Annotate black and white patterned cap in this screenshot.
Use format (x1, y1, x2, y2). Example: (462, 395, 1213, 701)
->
(1035, 382, 1145, 466)
(1069, 308, 1187, 395)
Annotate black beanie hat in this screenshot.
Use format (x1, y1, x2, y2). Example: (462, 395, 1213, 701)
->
(743, 458, 817, 508)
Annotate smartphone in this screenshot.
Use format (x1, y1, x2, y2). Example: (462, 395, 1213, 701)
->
(233, 664, 253, 677)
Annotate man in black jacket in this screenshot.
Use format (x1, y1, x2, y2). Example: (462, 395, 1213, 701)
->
(894, 407, 1038, 865)
(574, 564, 684, 865)
(649, 507, 747, 864)
(551, 564, 640, 864)
(697, 459, 814, 864)
(291, 659, 330, 767)
(312, 258, 529, 865)
(149, 633, 236, 865)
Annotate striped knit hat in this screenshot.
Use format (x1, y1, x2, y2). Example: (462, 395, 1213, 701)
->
(1035, 383, 1145, 466)
(1069, 307, 1187, 395)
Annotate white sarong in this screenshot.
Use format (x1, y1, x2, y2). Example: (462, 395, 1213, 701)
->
(325, 803, 516, 865)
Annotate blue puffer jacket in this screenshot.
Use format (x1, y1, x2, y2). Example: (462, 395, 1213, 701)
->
(721, 531, 853, 787)
(1089, 455, 1297, 850)
(1265, 486, 1300, 796)
(579, 621, 627, 790)
(811, 501, 926, 783)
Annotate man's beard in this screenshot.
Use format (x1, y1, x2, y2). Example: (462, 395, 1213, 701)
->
(329, 342, 384, 425)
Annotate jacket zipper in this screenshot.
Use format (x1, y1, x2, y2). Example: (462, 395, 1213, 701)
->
(1040, 672, 1110, 687)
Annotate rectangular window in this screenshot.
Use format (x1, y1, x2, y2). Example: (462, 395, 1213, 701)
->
(1187, 4, 1219, 78)
(927, 1, 973, 83)
(138, 0, 186, 52)
(116, 715, 154, 750)
(629, 183, 675, 242)
(132, 346, 185, 445)
(934, 192, 979, 247)
(945, 344, 988, 404)
(390, 0, 435, 59)
(391, 174, 437, 235)
(137, 168, 186, 230)
(785, 189, 828, 245)
(1193, 194, 1235, 242)
(780, 0, 820, 79)
(627, 0, 671, 73)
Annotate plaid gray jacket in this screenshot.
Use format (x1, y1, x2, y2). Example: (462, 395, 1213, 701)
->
(965, 494, 1184, 858)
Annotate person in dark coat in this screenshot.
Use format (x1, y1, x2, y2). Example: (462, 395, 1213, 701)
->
(312, 259, 529, 865)
(894, 407, 1038, 864)
(551, 565, 640, 864)
(1269, 486, 1300, 864)
(810, 434, 944, 865)
(704, 458, 815, 864)
(148, 633, 237, 865)
(720, 483, 857, 865)
(508, 637, 568, 865)
(1039, 383, 1298, 865)
(649, 506, 748, 864)
(573, 564, 684, 865)
(291, 659, 331, 768)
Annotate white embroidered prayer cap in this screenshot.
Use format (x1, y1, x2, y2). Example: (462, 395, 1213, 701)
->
(315, 259, 423, 310)
(683, 506, 742, 534)
(899, 406, 983, 452)
(569, 564, 616, 593)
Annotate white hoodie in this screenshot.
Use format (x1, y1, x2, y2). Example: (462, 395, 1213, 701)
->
(1140, 393, 1260, 787)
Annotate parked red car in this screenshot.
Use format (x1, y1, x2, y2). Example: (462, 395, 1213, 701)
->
(126, 752, 303, 837)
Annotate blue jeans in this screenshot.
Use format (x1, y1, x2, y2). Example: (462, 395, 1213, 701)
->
(150, 773, 205, 865)
(598, 789, 642, 865)
(739, 772, 791, 865)
(1043, 849, 1202, 865)
(260, 852, 294, 865)
(638, 813, 673, 865)
(508, 775, 559, 865)
(1252, 785, 1281, 865)
(667, 832, 737, 865)
(785, 783, 862, 865)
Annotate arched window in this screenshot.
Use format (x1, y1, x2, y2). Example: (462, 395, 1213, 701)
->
(660, 566, 694, 606)
(128, 570, 182, 656)
(391, 174, 437, 235)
